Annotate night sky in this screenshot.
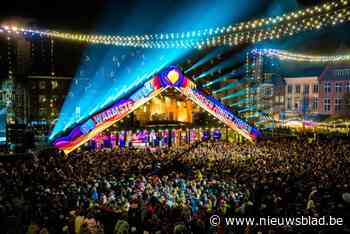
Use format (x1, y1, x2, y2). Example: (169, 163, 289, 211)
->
(0, 0, 349, 53)
(0, 0, 327, 29)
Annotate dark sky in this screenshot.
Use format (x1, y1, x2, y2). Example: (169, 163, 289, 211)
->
(0, 0, 107, 30)
(0, 0, 349, 52)
(0, 0, 333, 29)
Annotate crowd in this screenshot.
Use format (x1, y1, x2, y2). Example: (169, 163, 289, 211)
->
(0, 135, 349, 234)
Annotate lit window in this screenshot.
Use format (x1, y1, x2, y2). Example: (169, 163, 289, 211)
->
(51, 80, 59, 90)
(39, 81, 46, 89)
(323, 98, 331, 112)
(52, 95, 58, 102)
(264, 87, 272, 96)
(39, 95, 46, 103)
(335, 83, 342, 93)
(346, 82, 350, 93)
(335, 98, 342, 112)
(324, 82, 331, 93)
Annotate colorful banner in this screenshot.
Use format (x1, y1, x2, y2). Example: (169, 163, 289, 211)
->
(52, 66, 260, 154)
(177, 87, 260, 140)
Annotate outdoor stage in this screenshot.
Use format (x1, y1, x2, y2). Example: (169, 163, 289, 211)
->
(51, 66, 260, 154)
(82, 127, 250, 151)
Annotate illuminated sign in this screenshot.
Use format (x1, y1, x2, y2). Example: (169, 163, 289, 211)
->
(130, 80, 155, 101)
(178, 87, 258, 140)
(92, 100, 134, 125)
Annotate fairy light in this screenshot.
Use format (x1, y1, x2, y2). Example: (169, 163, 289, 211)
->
(0, 0, 349, 49)
(252, 48, 350, 63)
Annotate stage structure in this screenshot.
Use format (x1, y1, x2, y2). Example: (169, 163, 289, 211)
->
(52, 66, 261, 154)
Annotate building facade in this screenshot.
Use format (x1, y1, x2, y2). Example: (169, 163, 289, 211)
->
(318, 66, 350, 115)
(0, 20, 84, 146)
(257, 73, 285, 114)
(284, 76, 319, 116)
(27, 75, 72, 124)
(0, 25, 82, 124)
(0, 33, 17, 124)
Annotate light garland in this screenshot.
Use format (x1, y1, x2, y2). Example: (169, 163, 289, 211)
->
(252, 48, 350, 63)
(209, 6, 350, 48)
(0, 0, 349, 49)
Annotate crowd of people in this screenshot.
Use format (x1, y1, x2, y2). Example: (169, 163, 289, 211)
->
(0, 135, 349, 234)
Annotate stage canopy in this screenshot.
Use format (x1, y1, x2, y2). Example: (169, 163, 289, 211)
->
(52, 66, 261, 154)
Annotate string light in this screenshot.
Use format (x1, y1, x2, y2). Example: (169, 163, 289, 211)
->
(200, 6, 350, 49)
(0, 0, 349, 49)
(252, 48, 350, 63)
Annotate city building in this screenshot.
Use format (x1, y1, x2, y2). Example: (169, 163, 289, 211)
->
(256, 73, 285, 115)
(0, 19, 84, 146)
(27, 75, 72, 131)
(318, 65, 350, 115)
(284, 76, 319, 117)
(0, 32, 17, 124)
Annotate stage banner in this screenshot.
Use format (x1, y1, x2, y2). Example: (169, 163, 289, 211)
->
(177, 87, 260, 141)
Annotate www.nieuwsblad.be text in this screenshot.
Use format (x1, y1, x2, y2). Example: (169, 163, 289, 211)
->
(209, 215, 344, 227)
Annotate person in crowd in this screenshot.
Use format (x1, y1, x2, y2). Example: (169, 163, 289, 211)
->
(0, 134, 349, 233)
